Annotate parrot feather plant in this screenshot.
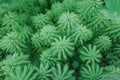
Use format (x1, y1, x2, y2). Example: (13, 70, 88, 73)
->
(0, 0, 120, 80)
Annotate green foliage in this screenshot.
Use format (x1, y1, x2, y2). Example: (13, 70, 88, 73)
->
(31, 32, 42, 48)
(51, 2, 64, 22)
(79, 44, 102, 64)
(0, 3, 9, 14)
(93, 35, 112, 52)
(80, 63, 103, 80)
(5, 65, 36, 80)
(100, 69, 120, 80)
(57, 12, 80, 36)
(39, 25, 58, 46)
(51, 36, 74, 60)
(52, 63, 75, 80)
(31, 25, 58, 48)
(17, 25, 32, 40)
(9, 0, 35, 14)
(113, 44, 120, 54)
(87, 9, 110, 32)
(0, 53, 29, 75)
(75, 0, 103, 23)
(70, 24, 93, 45)
(104, 18, 120, 41)
(0, 27, 10, 39)
(103, 65, 119, 73)
(62, 0, 77, 12)
(38, 0, 48, 10)
(39, 49, 57, 66)
(2, 12, 19, 30)
(17, 13, 29, 25)
(0, 0, 120, 80)
(32, 14, 50, 30)
(0, 32, 26, 54)
(35, 63, 52, 80)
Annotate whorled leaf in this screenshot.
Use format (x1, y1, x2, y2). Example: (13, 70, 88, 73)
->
(0, 53, 30, 75)
(79, 44, 102, 64)
(5, 64, 36, 80)
(0, 32, 26, 54)
(80, 63, 103, 80)
(39, 49, 58, 66)
(32, 14, 51, 30)
(52, 63, 75, 80)
(51, 36, 74, 60)
(35, 63, 52, 80)
(93, 35, 112, 52)
(57, 12, 80, 36)
(70, 24, 93, 46)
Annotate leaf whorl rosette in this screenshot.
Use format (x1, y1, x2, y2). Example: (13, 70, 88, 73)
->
(57, 12, 80, 36)
(51, 36, 74, 60)
(70, 24, 93, 46)
(79, 44, 102, 64)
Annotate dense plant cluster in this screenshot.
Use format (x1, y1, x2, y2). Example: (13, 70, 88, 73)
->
(0, 0, 120, 80)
